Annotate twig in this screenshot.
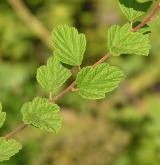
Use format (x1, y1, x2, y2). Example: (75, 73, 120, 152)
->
(93, 53, 112, 67)
(3, 53, 111, 139)
(4, 123, 28, 140)
(49, 52, 111, 103)
(4, 2, 160, 139)
(7, 0, 51, 48)
(131, 2, 160, 32)
(49, 81, 76, 103)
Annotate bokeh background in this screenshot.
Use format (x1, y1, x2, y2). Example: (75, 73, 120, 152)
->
(0, 0, 160, 165)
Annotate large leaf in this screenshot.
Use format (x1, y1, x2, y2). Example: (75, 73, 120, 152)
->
(52, 25, 86, 66)
(0, 137, 22, 162)
(0, 102, 6, 128)
(21, 97, 63, 133)
(108, 23, 151, 56)
(119, 0, 152, 21)
(37, 56, 71, 92)
(76, 63, 124, 99)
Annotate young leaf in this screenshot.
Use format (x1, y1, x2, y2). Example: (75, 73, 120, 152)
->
(119, 0, 152, 21)
(76, 63, 124, 99)
(37, 56, 71, 92)
(21, 97, 63, 133)
(0, 102, 6, 128)
(52, 25, 86, 66)
(0, 137, 22, 162)
(108, 23, 151, 56)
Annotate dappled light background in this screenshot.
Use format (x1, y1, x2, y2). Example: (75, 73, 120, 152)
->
(0, 0, 160, 165)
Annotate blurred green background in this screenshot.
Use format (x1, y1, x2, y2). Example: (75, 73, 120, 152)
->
(0, 0, 160, 165)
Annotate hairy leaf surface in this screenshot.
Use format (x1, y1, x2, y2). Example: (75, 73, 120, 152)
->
(0, 138, 22, 162)
(108, 24, 150, 56)
(76, 63, 124, 99)
(37, 56, 71, 92)
(21, 97, 63, 133)
(52, 25, 86, 66)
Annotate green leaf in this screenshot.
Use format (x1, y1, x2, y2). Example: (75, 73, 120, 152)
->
(52, 25, 86, 66)
(119, 0, 152, 21)
(0, 137, 22, 162)
(37, 56, 71, 92)
(0, 102, 6, 128)
(21, 97, 63, 133)
(108, 23, 151, 56)
(76, 63, 124, 99)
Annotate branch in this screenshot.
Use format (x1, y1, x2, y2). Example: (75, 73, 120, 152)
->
(3, 53, 111, 140)
(3, 2, 160, 139)
(49, 53, 112, 103)
(7, 0, 51, 48)
(131, 2, 160, 32)
(4, 123, 27, 140)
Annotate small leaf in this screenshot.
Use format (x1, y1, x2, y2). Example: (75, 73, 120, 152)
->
(37, 56, 71, 92)
(76, 63, 124, 99)
(0, 102, 6, 128)
(21, 97, 63, 133)
(108, 23, 151, 56)
(0, 137, 22, 162)
(119, 0, 152, 21)
(52, 25, 86, 66)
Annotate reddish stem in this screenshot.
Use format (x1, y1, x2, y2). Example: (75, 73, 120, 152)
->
(49, 81, 76, 103)
(131, 3, 160, 32)
(48, 53, 111, 103)
(4, 123, 27, 140)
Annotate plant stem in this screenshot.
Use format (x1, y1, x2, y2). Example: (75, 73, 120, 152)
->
(3, 53, 111, 140)
(93, 53, 112, 67)
(49, 81, 76, 103)
(49, 52, 111, 103)
(4, 123, 28, 140)
(3, 2, 160, 139)
(131, 2, 160, 32)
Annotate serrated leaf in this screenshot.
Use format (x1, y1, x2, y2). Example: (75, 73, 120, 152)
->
(21, 97, 63, 133)
(37, 56, 71, 92)
(108, 23, 151, 56)
(52, 25, 86, 66)
(76, 63, 124, 99)
(119, 0, 152, 21)
(0, 102, 6, 128)
(0, 137, 22, 162)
